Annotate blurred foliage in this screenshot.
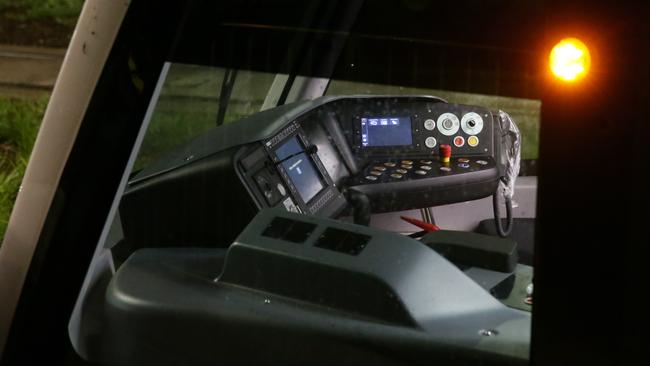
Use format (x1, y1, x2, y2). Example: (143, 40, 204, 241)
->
(0, 0, 84, 25)
(0, 96, 47, 242)
(134, 64, 275, 172)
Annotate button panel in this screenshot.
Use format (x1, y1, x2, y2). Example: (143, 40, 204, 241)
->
(355, 157, 495, 184)
(353, 102, 494, 159)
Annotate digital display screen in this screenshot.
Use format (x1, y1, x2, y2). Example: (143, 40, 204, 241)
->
(275, 136, 324, 203)
(360, 116, 413, 147)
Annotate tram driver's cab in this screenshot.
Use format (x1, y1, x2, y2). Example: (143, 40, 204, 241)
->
(64, 2, 541, 366)
(71, 92, 533, 365)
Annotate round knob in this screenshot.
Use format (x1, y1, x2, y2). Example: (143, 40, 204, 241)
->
(437, 113, 460, 136)
(424, 119, 436, 131)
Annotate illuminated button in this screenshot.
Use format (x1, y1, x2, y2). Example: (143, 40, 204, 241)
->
(414, 170, 427, 175)
(458, 163, 470, 169)
(370, 170, 383, 176)
(453, 136, 465, 147)
(440, 166, 452, 172)
(476, 160, 488, 165)
(401, 164, 413, 169)
(458, 158, 470, 163)
(390, 173, 403, 179)
(373, 166, 387, 171)
(424, 118, 436, 131)
(396, 169, 408, 174)
(419, 165, 432, 170)
(401, 160, 413, 165)
(420, 160, 432, 164)
(424, 136, 437, 148)
(365, 175, 378, 181)
(384, 162, 396, 167)
(467, 135, 479, 147)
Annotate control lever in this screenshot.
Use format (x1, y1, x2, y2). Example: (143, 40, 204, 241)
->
(343, 189, 371, 226)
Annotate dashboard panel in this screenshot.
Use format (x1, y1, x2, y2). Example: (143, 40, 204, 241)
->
(121, 95, 506, 248)
(237, 96, 503, 215)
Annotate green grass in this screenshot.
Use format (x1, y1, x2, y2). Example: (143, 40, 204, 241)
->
(0, 96, 47, 242)
(133, 64, 274, 171)
(134, 98, 219, 172)
(0, 0, 84, 25)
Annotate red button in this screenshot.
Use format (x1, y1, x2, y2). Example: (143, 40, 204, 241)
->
(439, 144, 452, 158)
(453, 136, 465, 147)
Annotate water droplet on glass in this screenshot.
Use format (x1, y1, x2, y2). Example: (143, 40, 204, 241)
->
(478, 329, 499, 337)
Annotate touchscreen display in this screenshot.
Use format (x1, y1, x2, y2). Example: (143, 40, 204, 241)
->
(275, 137, 324, 203)
(361, 116, 413, 147)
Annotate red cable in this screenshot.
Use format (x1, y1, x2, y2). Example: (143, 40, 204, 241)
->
(400, 216, 441, 232)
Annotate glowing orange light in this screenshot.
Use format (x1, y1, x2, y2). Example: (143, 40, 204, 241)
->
(549, 38, 591, 82)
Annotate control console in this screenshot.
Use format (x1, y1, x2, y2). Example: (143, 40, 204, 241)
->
(342, 98, 502, 212)
(121, 95, 508, 248)
(352, 103, 494, 157)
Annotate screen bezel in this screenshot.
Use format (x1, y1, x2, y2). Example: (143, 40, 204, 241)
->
(360, 116, 414, 147)
(273, 135, 326, 204)
(352, 114, 420, 156)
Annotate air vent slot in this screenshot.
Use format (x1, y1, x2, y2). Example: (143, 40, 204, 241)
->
(315, 228, 370, 255)
(261, 217, 316, 243)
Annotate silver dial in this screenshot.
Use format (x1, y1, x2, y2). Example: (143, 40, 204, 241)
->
(437, 113, 460, 136)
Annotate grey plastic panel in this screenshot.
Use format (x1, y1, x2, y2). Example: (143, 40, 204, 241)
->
(226, 209, 530, 342)
(96, 209, 529, 365)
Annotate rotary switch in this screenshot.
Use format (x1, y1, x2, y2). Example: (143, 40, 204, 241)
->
(461, 112, 484, 135)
